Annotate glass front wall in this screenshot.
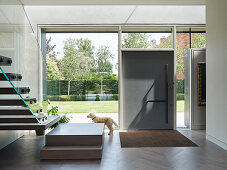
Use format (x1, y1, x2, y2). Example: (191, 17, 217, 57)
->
(43, 32, 119, 123)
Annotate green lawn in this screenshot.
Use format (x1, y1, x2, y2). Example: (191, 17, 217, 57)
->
(177, 100, 184, 112)
(50, 101, 118, 113)
(50, 100, 184, 113)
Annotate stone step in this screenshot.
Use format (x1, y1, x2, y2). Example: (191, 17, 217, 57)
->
(40, 145, 102, 160)
(45, 123, 105, 146)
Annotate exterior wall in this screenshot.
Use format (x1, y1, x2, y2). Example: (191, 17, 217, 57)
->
(206, 0, 227, 150)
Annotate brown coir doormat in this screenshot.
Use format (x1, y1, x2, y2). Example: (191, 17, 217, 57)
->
(119, 130, 197, 148)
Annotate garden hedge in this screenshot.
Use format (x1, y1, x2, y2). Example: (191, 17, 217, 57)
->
(46, 79, 118, 95)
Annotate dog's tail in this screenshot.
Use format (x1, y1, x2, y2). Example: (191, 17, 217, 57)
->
(113, 120, 119, 127)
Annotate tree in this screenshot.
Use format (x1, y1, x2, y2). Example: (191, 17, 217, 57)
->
(122, 33, 151, 48)
(60, 52, 93, 95)
(46, 37, 61, 80)
(60, 52, 93, 80)
(46, 56, 61, 80)
(63, 38, 78, 59)
(46, 37, 59, 61)
(61, 38, 94, 95)
(191, 33, 206, 48)
(75, 38, 95, 58)
(95, 46, 113, 73)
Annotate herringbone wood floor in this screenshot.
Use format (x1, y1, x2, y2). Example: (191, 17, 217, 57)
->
(0, 129, 227, 170)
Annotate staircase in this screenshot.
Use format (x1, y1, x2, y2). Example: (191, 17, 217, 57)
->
(0, 55, 60, 134)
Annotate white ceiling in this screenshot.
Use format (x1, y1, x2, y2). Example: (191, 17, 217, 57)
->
(20, 0, 206, 5)
(24, 5, 206, 26)
(24, 5, 205, 36)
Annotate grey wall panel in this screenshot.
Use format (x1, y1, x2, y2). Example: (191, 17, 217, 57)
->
(192, 50, 206, 128)
(184, 48, 206, 130)
(122, 50, 174, 130)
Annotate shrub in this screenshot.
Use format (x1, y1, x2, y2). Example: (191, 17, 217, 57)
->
(81, 95, 86, 101)
(47, 95, 87, 101)
(177, 93, 184, 100)
(46, 79, 118, 95)
(95, 95, 100, 101)
(176, 79, 184, 94)
(112, 94, 118, 100)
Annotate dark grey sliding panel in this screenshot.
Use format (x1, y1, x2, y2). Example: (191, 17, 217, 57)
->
(122, 50, 174, 130)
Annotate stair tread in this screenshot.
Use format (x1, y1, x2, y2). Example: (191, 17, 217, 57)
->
(0, 115, 60, 130)
(0, 73, 22, 81)
(0, 87, 29, 89)
(0, 98, 37, 106)
(0, 115, 35, 118)
(41, 145, 102, 151)
(0, 106, 29, 110)
(0, 87, 30, 94)
(0, 56, 12, 66)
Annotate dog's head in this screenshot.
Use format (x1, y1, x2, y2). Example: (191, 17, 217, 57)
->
(87, 112, 96, 119)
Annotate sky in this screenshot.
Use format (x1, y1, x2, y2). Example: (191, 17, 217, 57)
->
(46, 33, 171, 74)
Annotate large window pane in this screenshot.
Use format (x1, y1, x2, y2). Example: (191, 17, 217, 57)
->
(44, 33, 119, 123)
(122, 27, 172, 48)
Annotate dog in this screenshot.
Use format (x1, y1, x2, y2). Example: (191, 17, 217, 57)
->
(87, 112, 118, 135)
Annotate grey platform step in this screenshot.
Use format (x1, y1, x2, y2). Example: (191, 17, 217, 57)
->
(0, 115, 38, 123)
(0, 73, 22, 81)
(46, 123, 105, 146)
(0, 87, 30, 94)
(40, 145, 102, 160)
(0, 107, 32, 115)
(0, 56, 12, 66)
(0, 115, 60, 130)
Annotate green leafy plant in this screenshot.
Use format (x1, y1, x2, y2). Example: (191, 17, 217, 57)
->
(50, 114, 70, 129)
(26, 101, 42, 113)
(47, 103, 71, 129)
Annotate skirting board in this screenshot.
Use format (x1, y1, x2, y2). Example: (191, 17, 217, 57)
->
(206, 133, 227, 150)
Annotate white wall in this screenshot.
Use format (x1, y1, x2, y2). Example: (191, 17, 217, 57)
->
(0, 1, 39, 150)
(0, 131, 24, 150)
(206, 0, 227, 150)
